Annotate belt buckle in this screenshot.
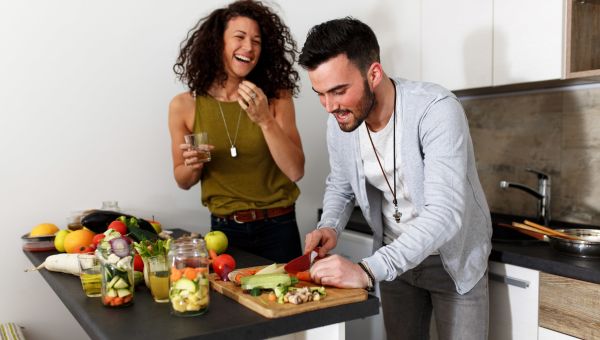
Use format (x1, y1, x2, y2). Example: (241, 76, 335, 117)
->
(233, 210, 256, 224)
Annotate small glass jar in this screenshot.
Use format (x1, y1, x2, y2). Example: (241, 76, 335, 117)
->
(168, 237, 210, 316)
(97, 246, 134, 308)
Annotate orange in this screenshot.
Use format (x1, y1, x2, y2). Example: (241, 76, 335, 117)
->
(30, 223, 59, 237)
(63, 229, 96, 253)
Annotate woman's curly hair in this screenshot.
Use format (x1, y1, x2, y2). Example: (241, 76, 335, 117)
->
(173, 0, 299, 99)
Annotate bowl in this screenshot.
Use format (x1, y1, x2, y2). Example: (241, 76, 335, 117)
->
(21, 233, 56, 252)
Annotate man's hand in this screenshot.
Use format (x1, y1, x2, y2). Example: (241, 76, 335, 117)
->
(309, 254, 369, 289)
(304, 227, 337, 258)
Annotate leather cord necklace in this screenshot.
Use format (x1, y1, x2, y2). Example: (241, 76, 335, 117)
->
(217, 101, 242, 158)
(365, 80, 401, 223)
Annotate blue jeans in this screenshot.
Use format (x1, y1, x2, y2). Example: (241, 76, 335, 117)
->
(379, 255, 488, 340)
(210, 211, 302, 263)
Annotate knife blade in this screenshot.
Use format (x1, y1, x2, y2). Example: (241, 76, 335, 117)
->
(284, 248, 319, 274)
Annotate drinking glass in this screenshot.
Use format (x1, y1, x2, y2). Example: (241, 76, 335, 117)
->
(78, 254, 101, 297)
(147, 255, 170, 303)
(184, 132, 211, 162)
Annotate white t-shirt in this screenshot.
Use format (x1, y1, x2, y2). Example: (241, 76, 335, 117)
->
(358, 114, 418, 246)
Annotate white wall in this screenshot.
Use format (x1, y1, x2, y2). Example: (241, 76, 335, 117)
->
(0, 1, 412, 338)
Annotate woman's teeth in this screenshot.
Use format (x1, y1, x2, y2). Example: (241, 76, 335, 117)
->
(235, 54, 251, 63)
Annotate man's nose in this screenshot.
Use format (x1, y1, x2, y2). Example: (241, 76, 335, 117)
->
(324, 94, 338, 113)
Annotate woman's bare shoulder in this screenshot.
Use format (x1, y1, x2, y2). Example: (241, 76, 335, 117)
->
(169, 92, 195, 117)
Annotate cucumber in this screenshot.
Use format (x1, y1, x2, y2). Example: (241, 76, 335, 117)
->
(108, 276, 120, 289)
(241, 273, 292, 290)
(113, 278, 129, 289)
(107, 288, 118, 298)
(174, 278, 196, 292)
(117, 289, 131, 297)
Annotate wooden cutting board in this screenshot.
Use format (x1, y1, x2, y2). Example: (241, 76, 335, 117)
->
(209, 267, 368, 318)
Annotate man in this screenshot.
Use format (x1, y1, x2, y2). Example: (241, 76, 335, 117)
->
(299, 18, 492, 339)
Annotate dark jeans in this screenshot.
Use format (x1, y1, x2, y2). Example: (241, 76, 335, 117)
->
(210, 211, 302, 264)
(380, 255, 489, 340)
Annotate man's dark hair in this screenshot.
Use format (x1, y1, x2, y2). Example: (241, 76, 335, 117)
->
(299, 17, 380, 73)
(173, 0, 299, 99)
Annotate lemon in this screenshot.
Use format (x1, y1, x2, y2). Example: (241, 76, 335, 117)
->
(54, 229, 71, 252)
(30, 223, 59, 237)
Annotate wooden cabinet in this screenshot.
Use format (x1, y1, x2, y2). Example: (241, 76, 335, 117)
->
(488, 261, 540, 340)
(421, 0, 493, 90)
(565, 0, 600, 78)
(539, 272, 600, 339)
(493, 0, 564, 86)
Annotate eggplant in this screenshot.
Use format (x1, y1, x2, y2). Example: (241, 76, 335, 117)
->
(81, 210, 158, 241)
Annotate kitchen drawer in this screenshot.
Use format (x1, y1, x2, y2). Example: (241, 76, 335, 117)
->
(539, 272, 600, 339)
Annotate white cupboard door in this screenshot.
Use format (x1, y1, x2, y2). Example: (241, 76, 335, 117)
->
(375, 0, 421, 81)
(538, 327, 581, 340)
(422, 0, 493, 90)
(493, 0, 564, 86)
(488, 261, 540, 340)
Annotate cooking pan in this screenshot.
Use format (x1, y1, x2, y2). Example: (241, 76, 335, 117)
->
(546, 229, 600, 258)
(498, 223, 600, 258)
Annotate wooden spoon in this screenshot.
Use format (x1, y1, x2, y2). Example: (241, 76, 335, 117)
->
(497, 222, 546, 240)
(522, 220, 582, 241)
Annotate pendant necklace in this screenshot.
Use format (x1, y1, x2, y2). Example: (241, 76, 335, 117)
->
(365, 80, 401, 223)
(217, 101, 242, 158)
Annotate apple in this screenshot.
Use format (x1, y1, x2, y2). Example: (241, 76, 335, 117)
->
(54, 229, 71, 252)
(108, 220, 127, 235)
(149, 220, 162, 233)
(204, 230, 228, 254)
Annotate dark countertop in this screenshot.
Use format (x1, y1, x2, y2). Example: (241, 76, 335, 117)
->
(24, 230, 379, 340)
(339, 208, 600, 284)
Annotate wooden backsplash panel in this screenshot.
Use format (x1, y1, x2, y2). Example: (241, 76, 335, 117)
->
(462, 86, 600, 225)
(539, 272, 600, 339)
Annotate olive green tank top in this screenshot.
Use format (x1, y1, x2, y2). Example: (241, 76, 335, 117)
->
(194, 95, 300, 215)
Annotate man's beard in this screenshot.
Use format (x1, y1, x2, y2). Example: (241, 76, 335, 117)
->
(334, 80, 376, 132)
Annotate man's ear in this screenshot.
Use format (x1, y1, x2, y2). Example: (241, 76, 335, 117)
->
(367, 62, 383, 89)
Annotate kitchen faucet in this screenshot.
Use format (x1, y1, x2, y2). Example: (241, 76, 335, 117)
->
(499, 168, 551, 226)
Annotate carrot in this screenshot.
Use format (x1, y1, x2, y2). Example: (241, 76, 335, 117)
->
(123, 295, 133, 303)
(103, 296, 113, 305)
(296, 271, 312, 282)
(183, 267, 197, 280)
(209, 249, 218, 260)
(112, 297, 123, 306)
(170, 267, 182, 282)
(268, 292, 277, 302)
(195, 267, 208, 274)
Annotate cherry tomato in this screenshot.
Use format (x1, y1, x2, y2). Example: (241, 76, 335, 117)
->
(107, 220, 127, 235)
(133, 254, 144, 272)
(92, 233, 105, 247)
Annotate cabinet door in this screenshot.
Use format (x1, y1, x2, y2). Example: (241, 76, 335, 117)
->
(421, 0, 493, 90)
(539, 327, 581, 340)
(488, 261, 540, 340)
(493, 0, 564, 86)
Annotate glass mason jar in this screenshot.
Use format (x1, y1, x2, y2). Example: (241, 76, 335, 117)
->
(96, 245, 135, 308)
(168, 237, 210, 316)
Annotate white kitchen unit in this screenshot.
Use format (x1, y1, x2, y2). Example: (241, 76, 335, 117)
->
(539, 327, 581, 340)
(421, 0, 493, 90)
(493, 0, 564, 86)
(488, 261, 540, 340)
(333, 229, 386, 340)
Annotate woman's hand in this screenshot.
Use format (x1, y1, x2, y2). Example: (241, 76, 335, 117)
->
(237, 80, 272, 127)
(179, 142, 214, 169)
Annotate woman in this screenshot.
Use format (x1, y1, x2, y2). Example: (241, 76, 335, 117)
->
(168, 0, 304, 263)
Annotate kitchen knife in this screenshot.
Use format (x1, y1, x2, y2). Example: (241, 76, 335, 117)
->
(284, 248, 319, 274)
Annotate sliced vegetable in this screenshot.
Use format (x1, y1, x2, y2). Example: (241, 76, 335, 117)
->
(110, 237, 130, 258)
(241, 273, 296, 290)
(296, 271, 312, 282)
(255, 263, 285, 275)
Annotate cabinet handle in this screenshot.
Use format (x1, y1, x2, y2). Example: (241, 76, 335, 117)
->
(489, 272, 530, 288)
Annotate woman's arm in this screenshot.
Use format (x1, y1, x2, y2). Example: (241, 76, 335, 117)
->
(238, 82, 305, 182)
(168, 92, 206, 190)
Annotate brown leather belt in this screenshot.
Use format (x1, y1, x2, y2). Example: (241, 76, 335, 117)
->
(215, 206, 294, 224)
